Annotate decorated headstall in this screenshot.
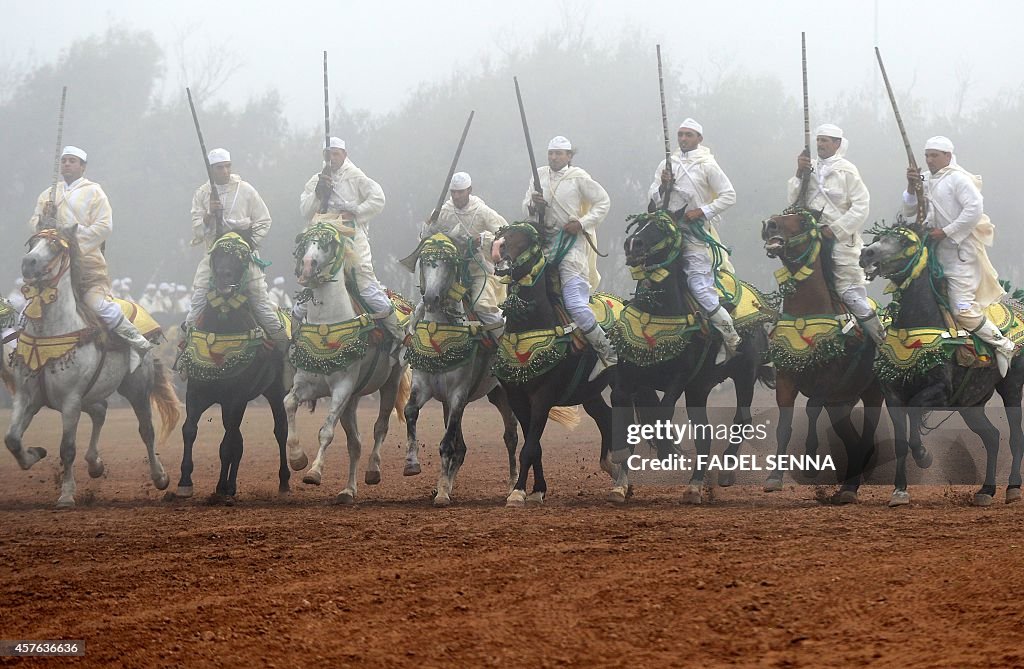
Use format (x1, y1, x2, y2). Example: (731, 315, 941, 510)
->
(417, 233, 470, 304)
(293, 221, 350, 287)
(21, 228, 72, 320)
(764, 206, 823, 295)
(624, 210, 682, 284)
(493, 222, 547, 319)
(207, 232, 254, 312)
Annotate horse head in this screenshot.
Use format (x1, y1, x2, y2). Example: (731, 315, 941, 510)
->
(761, 207, 822, 262)
(417, 232, 468, 315)
(22, 225, 74, 286)
(860, 220, 926, 283)
(493, 222, 543, 283)
(293, 222, 350, 288)
(209, 232, 253, 298)
(623, 210, 682, 268)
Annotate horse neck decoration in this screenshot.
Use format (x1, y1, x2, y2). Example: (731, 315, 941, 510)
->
(861, 223, 941, 329)
(762, 207, 835, 315)
(203, 232, 258, 332)
(493, 222, 558, 332)
(622, 211, 689, 316)
(294, 222, 358, 325)
(21, 227, 88, 340)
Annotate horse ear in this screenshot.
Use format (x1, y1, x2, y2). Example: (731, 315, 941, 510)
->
(59, 222, 79, 240)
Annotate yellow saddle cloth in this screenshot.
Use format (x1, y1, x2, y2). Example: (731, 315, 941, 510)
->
(112, 298, 161, 339)
(715, 270, 776, 332)
(611, 304, 701, 367)
(407, 321, 484, 373)
(494, 326, 573, 385)
(290, 315, 378, 375)
(590, 292, 626, 331)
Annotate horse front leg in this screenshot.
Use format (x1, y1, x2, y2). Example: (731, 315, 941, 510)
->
(487, 384, 520, 494)
(765, 373, 799, 492)
(125, 384, 169, 491)
(961, 407, 1001, 506)
(721, 367, 757, 488)
(334, 400, 362, 504)
(303, 377, 355, 486)
(83, 400, 108, 479)
(435, 387, 470, 507)
(887, 402, 912, 507)
(683, 386, 714, 505)
(214, 403, 246, 504)
(284, 373, 316, 471)
(584, 394, 627, 504)
(402, 379, 428, 477)
(5, 390, 46, 470)
(264, 381, 291, 496)
(825, 402, 863, 504)
(366, 365, 403, 486)
(507, 395, 548, 507)
(55, 400, 84, 509)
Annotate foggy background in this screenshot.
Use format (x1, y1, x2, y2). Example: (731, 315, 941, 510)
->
(3, 1, 1023, 307)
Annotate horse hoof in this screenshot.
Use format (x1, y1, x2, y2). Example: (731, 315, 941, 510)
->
(607, 488, 627, 504)
(278, 486, 290, 497)
(21, 447, 47, 469)
(763, 477, 783, 493)
(433, 493, 452, 507)
(334, 492, 356, 505)
(718, 470, 736, 487)
(223, 495, 236, 507)
(289, 453, 309, 471)
(682, 485, 703, 505)
(888, 490, 911, 507)
(153, 472, 170, 491)
(506, 489, 526, 508)
(403, 463, 421, 476)
(609, 448, 631, 465)
(55, 496, 75, 509)
(836, 490, 859, 505)
(175, 486, 194, 499)
(87, 460, 105, 478)
(302, 471, 322, 486)
(973, 493, 994, 507)
(913, 449, 933, 469)
(365, 471, 381, 485)
(526, 491, 545, 506)
(1007, 488, 1022, 504)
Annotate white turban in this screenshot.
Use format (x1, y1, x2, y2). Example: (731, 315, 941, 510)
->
(450, 171, 472, 190)
(273, 276, 285, 286)
(207, 148, 230, 165)
(176, 284, 187, 292)
(925, 136, 954, 153)
(547, 136, 572, 151)
(122, 277, 132, 285)
(679, 118, 703, 135)
(145, 283, 156, 291)
(158, 282, 171, 292)
(327, 137, 346, 150)
(61, 146, 87, 162)
(815, 123, 844, 139)
(112, 279, 122, 288)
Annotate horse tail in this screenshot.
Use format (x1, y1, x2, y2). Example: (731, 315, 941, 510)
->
(548, 405, 581, 430)
(149, 356, 181, 445)
(756, 362, 776, 390)
(393, 367, 411, 424)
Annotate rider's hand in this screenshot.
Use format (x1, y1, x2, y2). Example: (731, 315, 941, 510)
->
(563, 220, 582, 235)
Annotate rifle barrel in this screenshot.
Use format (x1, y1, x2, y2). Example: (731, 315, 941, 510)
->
(514, 76, 544, 227)
(656, 44, 672, 211)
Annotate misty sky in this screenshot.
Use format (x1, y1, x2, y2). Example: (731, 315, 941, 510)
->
(4, 1, 1022, 125)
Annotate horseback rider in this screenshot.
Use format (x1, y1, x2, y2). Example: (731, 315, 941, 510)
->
(298, 137, 405, 354)
(789, 123, 885, 346)
(421, 171, 507, 342)
(648, 118, 741, 357)
(522, 135, 615, 377)
(904, 135, 1016, 376)
(28, 146, 154, 356)
(185, 148, 288, 344)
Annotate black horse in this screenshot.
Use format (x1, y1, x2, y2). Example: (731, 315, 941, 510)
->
(861, 222, 1024, 506)
(609, 211, 775, 502)
(493, 222, 628, 506)
(174, 233, 290, 504)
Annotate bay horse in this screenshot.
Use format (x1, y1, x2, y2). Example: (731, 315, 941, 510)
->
(761, 207, 882, 503)
(401, 231, 519, 506)
(284, 221, 410, 504)
(6, 224, 178, 508)
(860, 222, 1024, 506)
(175, 232, 291, 504)
(493, 222, 628, 507)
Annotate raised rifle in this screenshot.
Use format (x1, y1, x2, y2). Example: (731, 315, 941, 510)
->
(186, 87, 224, 242)
(656, 44, 672, 211)
(319, 51, 333, 214)
(42, 86, 69, 228)
(398, 111, 475, 272)
(792, 32, 813, 208)
(875, 47, 927, 225)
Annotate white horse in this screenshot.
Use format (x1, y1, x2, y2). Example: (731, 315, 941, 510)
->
(284, 222, 410, 504)
(5, 226, 179, 508)
(402, 231, 519, 506)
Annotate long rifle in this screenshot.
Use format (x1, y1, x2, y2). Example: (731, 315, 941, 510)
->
(874, 46, 927, 224)
(46, 86, 69, 219)
(794, 32, 812, 208)
(656, 45, 672, 211)
(319, 51, 333, 214)
(398, 111, 475, 272)
(186, 87, 224, 241)
(513, 76, 545, 229)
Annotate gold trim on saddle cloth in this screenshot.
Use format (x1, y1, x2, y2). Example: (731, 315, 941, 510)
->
(590, 292, 625, 331)
(289, 315, 377, 374)
(183, 327, 266, 369)
(715, 270, 775, 331)
(610, 304, 700, 367)
(494, 326, 572, 384)
(768, 315, 856, 372)
(111, 298, 162, 338)
(14, 329, 96, 373)
(407, 321, 483, 373)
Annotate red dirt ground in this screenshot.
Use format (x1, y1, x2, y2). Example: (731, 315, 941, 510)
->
(2, 401, 1023, 668)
